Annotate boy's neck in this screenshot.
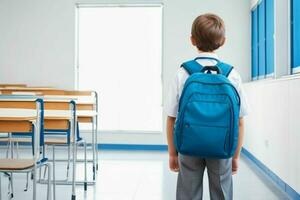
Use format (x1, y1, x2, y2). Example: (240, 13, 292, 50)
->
(197, 51, 219, 59)
(198, 50, 215, 54)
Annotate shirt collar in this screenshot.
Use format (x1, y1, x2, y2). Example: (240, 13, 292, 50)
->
(197, 52, 219, 60)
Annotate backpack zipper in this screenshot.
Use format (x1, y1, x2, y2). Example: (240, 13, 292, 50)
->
(178, 80, 241, 111)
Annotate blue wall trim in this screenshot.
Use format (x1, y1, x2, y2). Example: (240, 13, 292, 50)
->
(98, 144, 168, 151)
(0, 141, 169, 151)
(242, 148, 300, 200)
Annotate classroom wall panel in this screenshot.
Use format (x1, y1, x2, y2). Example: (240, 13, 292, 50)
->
(288, 79, 300, 191)
(0, 0, 76, 89)
(244, 78, 300, 194)
(0, 0, 251, 145)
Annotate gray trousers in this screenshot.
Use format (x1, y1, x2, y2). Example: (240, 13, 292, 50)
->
(177, 154, 233, 200)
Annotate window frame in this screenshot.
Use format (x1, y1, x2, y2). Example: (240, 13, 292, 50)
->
(258, 0, 266, 79)
(265, 0, 275, 77)
(75, 3, 164, 133)
(251, 7, 259, 80)
(251, 0, 275, 81)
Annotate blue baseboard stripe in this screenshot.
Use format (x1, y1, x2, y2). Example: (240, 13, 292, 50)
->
(97, 144, 168, 151)
(0, 141, 169, 151)
(242, 148, 300, 200)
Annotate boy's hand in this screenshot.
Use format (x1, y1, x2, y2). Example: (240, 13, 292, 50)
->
(166, 116, 179, 172)
(232, 157, 239, 175)
(232, 118, 244, 175)
(169, 154, 179, 172)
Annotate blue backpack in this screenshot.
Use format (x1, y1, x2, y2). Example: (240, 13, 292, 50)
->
(174, 57, 241, 159)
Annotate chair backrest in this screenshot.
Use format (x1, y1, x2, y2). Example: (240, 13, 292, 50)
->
(43, 98, 76, 143)
(0, 96, 43, 161)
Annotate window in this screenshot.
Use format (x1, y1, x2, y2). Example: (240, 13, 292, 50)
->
(258, 0, 266, 79)
(265, 0, 275, 76)
(77, 5, 163, 133)
(251, 0, 274, 80)
(291, 0, 300, 73)
(251, 8, 258, 80)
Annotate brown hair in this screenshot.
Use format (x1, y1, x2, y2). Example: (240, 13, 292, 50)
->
(191, 14, 225, 52)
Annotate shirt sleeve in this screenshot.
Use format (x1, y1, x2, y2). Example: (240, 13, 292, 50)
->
(165, 72, 180, 118)
(229, 69, 250, 117)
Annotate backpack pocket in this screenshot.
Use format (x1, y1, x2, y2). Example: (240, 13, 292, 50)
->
(181, 124, 229, 157)
(179, 98, 232, 158)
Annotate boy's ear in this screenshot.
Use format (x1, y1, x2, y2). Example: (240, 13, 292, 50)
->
(190, 36, 197, 47)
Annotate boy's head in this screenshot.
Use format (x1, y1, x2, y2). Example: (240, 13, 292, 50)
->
(191, 13, 225, 52)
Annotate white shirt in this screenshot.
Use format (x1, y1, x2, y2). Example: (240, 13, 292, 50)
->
(165, 52, 249, 118)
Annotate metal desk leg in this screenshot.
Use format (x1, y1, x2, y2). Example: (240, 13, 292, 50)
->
(95, 116, 98, 171)
(33, 166, 36, 200)
(47, 163, 52, 200)
(92, 118, 96, 180)
(67, 145, 70, 180)
(0, 173, 2, 200)
(84, 142, 87, 191)
(71, 109, 77, 200)
(71, 143, 77, 200)
(52, 145, 56, 200)
(94, 91, 99, 171)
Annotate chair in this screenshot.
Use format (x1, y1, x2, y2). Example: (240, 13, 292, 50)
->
(0, 96, 53, 200)
(41, 99, 87, 199)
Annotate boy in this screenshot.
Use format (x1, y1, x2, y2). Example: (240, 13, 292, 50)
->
(166, 14, 249, 200)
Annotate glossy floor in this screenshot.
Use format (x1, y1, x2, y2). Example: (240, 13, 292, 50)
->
(0, 149, 291, 200)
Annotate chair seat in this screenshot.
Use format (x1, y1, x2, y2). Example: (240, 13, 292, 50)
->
(0, 159, 35, 170)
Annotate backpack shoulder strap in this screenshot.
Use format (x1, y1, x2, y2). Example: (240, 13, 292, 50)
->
(181, 60, 204, 75)
(216, 62, 234, 77)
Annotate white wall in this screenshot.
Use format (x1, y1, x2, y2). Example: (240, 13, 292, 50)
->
(0, 0, 251, 144)
(244, 77, 300, 193)
(0, 0, 76, 89)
